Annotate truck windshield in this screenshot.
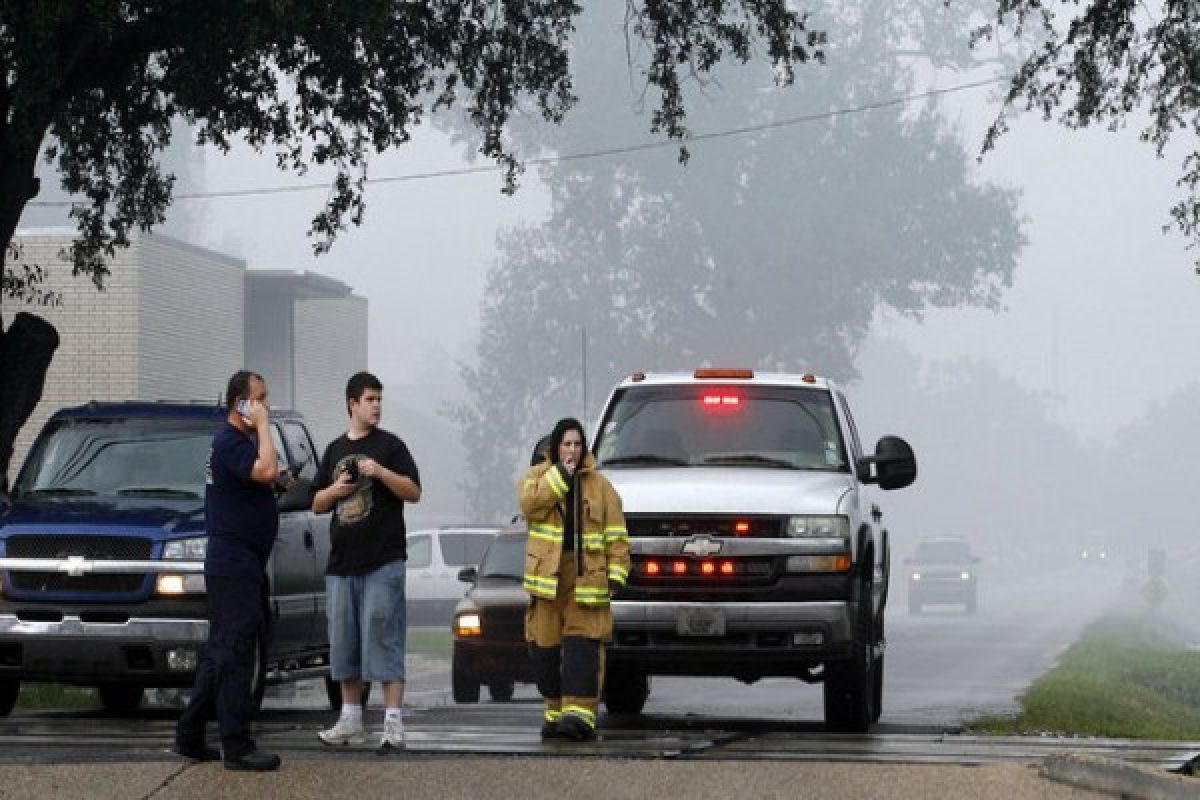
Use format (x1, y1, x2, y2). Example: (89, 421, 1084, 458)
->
(594, 384, 848, 471)
(15, 418, 217, 499)
(478, 535, 525, 580)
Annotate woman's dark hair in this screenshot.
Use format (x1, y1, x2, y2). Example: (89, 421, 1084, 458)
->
(225, 370, 262, 411)
(549, 417, 587, 458)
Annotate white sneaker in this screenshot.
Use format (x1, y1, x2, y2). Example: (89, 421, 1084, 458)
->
(378, 716, 405, 751)
(318, 717, 367, 745)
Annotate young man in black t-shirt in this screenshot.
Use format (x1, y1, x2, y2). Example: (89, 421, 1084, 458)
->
(313, 372, 421, 750)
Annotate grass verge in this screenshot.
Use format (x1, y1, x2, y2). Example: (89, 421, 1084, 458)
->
(968, 613, 1200, 739)
(407, 627, 453, 658)
(15, 683, 96, 711)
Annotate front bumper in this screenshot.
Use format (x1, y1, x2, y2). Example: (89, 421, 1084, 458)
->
(608, 600, 857, 675)
(0, 614, 208, 685)
(453, 639, 535, 683)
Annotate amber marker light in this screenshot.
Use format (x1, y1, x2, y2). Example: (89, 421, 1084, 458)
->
(454, 612, 482, 637)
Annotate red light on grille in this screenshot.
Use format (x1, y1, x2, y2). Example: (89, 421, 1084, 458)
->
(720, 560, 735, 575)
(644, 560, 661, 576)
(672, 560, 688, 575)
(734, 521, 750, 535)
(700, 561, 715, 576)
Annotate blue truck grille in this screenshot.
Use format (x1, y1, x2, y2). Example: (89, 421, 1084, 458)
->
(5, 535, 152, 594)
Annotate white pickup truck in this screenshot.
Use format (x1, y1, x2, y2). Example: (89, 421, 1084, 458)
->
(592, 368, 916, 732)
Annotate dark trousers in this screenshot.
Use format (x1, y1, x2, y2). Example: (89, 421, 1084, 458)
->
(175, 575, 265, 759)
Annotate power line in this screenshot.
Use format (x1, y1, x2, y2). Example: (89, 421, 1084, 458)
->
(27, 74, 1008, 206)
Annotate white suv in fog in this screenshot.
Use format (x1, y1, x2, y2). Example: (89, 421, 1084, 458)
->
(593, 368, 916, 732)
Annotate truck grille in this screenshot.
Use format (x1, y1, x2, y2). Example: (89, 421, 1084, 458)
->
(5, 535, 152, 595)
(626, 515, 786, 538)
(627, 555, 776, 587)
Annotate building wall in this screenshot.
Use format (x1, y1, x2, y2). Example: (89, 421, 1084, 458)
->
(244, 290, 295, 410)
(293, 294, 369, 452)
(138, 235, 244, 403)
(9, 230, 140, 481)
(7, 231, 244, 484)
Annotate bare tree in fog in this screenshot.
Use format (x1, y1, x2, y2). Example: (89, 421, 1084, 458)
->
(458, 1, 1028, 518)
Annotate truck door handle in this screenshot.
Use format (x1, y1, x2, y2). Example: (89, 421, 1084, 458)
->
(304, 530, 315, 549)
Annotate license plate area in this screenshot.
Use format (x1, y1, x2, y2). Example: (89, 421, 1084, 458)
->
(675, 606, 726, 637)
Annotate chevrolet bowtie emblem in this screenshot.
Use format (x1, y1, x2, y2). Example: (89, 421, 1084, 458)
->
(61, 556, 89, 577)
(681, 535, 722, 557)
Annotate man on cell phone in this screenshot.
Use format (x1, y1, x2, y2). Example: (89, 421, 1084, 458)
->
(174, 370, 283, 771)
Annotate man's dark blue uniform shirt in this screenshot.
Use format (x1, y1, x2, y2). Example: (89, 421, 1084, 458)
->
(204, 422, 278, 579)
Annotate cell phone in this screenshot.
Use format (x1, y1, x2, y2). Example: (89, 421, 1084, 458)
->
(236, 399, 252, 422)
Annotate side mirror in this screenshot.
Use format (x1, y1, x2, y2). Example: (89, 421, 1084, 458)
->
(457, 566, 478, 583)
(857, 435, 917, 490)
(277, 477, 314, 513)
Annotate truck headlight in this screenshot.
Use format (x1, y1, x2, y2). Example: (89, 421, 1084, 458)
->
(786, 515, 849, 538)
(163, 537, 207, 560)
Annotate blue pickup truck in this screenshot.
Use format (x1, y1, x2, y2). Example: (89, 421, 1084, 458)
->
(0, 402, 335, 714)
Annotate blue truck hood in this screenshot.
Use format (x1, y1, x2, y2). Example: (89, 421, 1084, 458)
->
(0, 496, 205, 537)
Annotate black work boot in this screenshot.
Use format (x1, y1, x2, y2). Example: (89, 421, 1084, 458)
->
(540, 718, 564, 740)
(556, 713, 596, 742)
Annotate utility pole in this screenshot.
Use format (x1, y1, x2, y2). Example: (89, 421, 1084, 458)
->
(581, 326, 588, 425)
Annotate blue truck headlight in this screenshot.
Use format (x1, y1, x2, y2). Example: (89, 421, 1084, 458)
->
(163, 537, 207, 560)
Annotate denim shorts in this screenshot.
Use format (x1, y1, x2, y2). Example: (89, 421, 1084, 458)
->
(326, 558, 407, 682)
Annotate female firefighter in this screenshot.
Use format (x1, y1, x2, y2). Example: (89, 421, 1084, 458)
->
(518, 417, 631, 741)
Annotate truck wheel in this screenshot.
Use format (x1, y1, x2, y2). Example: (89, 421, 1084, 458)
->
(487, 680, 515, 702)
(452, 649, 480, 703)
(0, 680, 19, 716)
(603, 663, 649, 715)
(98, 684, 144, 713)
(823, 597, 876, 733)
(324, 677, 372, 711)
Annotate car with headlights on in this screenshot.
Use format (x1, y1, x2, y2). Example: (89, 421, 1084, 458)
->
(905, 537, 979, 614)
(450, 530, 534, 703)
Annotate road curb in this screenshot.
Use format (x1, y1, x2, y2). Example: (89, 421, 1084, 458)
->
(1041, 753, 1198, 800)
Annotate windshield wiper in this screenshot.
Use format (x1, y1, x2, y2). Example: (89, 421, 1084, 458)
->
(24, 487, 98, 496)
(601, 454, 690, 467)
(702, 454, 800, 469)
(116, 487, 201, 498)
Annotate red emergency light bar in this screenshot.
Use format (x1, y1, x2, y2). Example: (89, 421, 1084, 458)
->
(700, 392, 742, 410)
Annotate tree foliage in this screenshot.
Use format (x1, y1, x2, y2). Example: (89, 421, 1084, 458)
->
(974, 0, 1200, 266)
(457, 1, 1027, 518)
(0, 0, 823, 486)
(0, 0, 823, 285)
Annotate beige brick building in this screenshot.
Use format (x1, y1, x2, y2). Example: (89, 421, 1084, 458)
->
(6, 229, 365, 483)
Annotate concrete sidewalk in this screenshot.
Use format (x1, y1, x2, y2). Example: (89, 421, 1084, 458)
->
(0, 756, 1120, 800)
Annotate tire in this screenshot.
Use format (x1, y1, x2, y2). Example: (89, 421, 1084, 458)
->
(0, 680, 19, 717)
(823, 596, 877, 733)
(324, 677, 372, 711)
(452, 649, 480, 704)
(487, 680, 515, 703)
(602, 663, 649, 715)
(97, 683, 144, 713)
